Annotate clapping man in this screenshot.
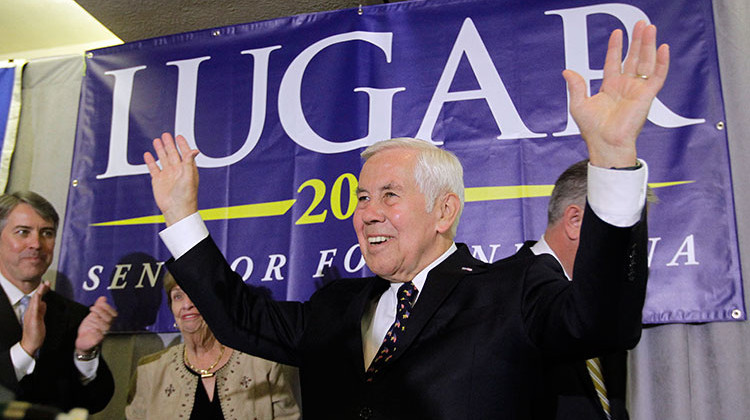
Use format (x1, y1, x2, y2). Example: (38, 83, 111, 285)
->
(0, 191, 116, 413)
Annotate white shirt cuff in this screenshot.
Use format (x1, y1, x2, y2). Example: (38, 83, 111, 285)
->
(10, 342, 35, 381)
(159, 212, 209, 259)
(74, 355, 99, 384)
(587, 159, 648, 227)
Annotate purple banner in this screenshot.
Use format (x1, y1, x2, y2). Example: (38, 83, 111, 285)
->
(59, 0, 742, 332)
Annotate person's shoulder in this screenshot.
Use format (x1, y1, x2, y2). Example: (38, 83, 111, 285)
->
(232, 349, 279, 369)
(307, 276, 380, 308)
(316, 276, 375, 294)
(486, 248, 562, 280)
(136, 345, 177, 368)
(490, 251, 536, 269)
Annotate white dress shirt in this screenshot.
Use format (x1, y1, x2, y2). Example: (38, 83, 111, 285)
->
(0, 275, 99, 382)
(360, 243, 457, 368)
(530, 235, 571, 280)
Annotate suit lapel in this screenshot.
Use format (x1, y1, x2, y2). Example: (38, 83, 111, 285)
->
(344, 277, 390, 379)
(517, 241, 536, 258)
(381, 244, 485, 367)
(0, 290, 22, 349)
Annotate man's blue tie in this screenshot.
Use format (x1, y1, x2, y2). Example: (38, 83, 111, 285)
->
(365, 281, 418, 382)
(17, 295, 30, 324)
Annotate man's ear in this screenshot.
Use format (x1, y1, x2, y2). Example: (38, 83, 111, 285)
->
(435, 192, 461, 234)
(563, 204, 583, 241)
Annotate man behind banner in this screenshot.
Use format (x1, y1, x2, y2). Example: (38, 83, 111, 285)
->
(145, 21, 665, 419)
(521, 160, 651, 420)
(0, 191, 116, 413)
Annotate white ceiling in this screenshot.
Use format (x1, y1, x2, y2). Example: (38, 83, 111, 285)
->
(0, 0, 122, 61)
(1, 0, 394, 62)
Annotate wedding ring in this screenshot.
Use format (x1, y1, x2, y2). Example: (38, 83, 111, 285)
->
(637, 74, 648, 80)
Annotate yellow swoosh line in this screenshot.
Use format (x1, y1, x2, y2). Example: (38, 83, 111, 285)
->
(91, 199, 297, 226)
(92, 180, 694, 225)
(466, 185, 553, 202)
(465, 180, 693, 202)
(648, 180, 694, 188)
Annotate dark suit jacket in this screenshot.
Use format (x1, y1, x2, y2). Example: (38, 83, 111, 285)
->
(517, 241, 630, 420)
(0, 289, 114, 413)
(168, 204, 647, 419)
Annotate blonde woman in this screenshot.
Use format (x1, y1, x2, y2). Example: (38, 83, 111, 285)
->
(125, 272, 300, 419)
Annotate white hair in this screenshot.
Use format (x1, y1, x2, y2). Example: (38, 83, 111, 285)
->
(361, 138, 464, 237)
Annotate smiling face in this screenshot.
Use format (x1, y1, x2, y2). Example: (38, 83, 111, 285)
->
(353, 148, 452, 283)
(170, 285, 206, 335)
(0, 203, 56, 293)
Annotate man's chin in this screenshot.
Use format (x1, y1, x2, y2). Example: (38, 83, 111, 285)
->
(18, 270, 47, 284)
(368, 265, 393, 280)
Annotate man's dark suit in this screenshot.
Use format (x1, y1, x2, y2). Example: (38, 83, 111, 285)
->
(517, 242, 630, 420)
(168, 204, 647, 419)
(0, 289, 114, 413)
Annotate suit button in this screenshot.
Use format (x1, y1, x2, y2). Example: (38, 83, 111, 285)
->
(359, 407, 372, 419)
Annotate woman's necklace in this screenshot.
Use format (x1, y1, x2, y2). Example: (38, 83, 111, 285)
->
(184, 344, 225, 378)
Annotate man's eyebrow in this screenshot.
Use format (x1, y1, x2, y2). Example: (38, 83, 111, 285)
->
(10, 224, 55, 231)
(383, 183, 404, 192)
(356, 182, 401, 195)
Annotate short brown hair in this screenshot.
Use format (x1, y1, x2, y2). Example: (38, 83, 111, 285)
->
(0, 191, 59, 231)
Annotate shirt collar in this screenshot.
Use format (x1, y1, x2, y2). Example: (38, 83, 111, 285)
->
(388, 242, 458, 300)
(0, 273, 39, 305)
(530, 235, 571, 281)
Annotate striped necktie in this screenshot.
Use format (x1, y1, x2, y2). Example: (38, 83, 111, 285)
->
(586, 357, 611, 419)
(365, 281, 418, 381)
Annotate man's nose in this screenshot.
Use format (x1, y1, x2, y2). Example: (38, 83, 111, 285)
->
(26, 232, 41, 249)
(359, 202, 385, 224)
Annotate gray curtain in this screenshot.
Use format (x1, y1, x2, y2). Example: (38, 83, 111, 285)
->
(7, 1, 749, 418)
(629, 2, 750, 419)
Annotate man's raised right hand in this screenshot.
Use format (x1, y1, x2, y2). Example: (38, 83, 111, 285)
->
(143, 132, 200, 226)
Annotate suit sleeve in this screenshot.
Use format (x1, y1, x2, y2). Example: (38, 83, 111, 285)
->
(522, 204, 648, 359)
(167, 236, 307, 366)
(0, 348, 19, 394)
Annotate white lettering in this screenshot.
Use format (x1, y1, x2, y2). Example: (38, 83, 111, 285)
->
(470, 244, 502, 263)
(135, 262, 164, 288)
(107, 264, 131, 289)
(170, 47, 282, 167)
(313, 248, 338, 278)
(231, 256, 255, 281)
(278, 31, 404, 153)
(666, 234, 700, 266)
(97, 65, 148, 179)
(84, 265, 103, 291)
(417, 18, 546, 142)
(344, 243, 366, 273)
(262, 254, 287, 281)
(546, 4, 704, 136)
(647, 237, 661, 267)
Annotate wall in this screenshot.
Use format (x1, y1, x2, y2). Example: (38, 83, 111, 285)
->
(6, 1, 750, 418)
